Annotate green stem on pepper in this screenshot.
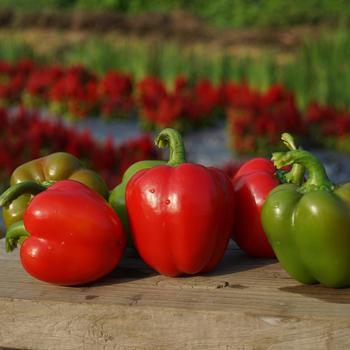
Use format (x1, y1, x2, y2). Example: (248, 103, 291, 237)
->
(272, 149, 334, 193)
(154, 128, 186, 166)
(0, 181, 50, 207)
(280, 133, 304, 186)
(5, 221, 29, 252)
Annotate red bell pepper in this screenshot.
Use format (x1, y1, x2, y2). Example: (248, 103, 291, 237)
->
(126, 128, 235, 277)
(232, 133, 304, 257)
(4, 180, 126, 285)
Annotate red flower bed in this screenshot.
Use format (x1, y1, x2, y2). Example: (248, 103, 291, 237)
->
(226, 83, 304, 156)
(24, 64, 63, 107)
(138, 76, 224, 131)
(1, 58, 350, 156)
(0, 59, 34, 106)
(306, 102, 350, 152)
(98, 71, 134, 119)
(0, 108, 160, 190)
(48, 65, 99, 120)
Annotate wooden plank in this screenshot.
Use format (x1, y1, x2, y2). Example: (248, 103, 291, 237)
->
(0, 239, 350, 349)
(1, 298, 350, 350)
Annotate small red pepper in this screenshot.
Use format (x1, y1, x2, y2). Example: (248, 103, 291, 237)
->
(232, 133, 304, 258)
(126, 128, 235, 277)
(3, 180, 126, 285)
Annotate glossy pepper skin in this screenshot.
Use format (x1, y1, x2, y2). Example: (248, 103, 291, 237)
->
(109, 159, 165, 247)
(2, 152, 109, 228)
(232, 158, 279, 257)
(262, 149, 350, 288)
(4, 180, 126, 286)
(126, 128, 235, 277)
(232, 134, 304, 258)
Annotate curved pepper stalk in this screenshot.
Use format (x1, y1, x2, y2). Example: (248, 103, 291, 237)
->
(5, 221, 29, 252)
(155, 128, 186, 166)
(278, 133, 304, 186)
(0, 181, 49, 207)
(272, 149, 334, 193)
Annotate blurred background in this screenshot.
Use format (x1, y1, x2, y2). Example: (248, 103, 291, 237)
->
(1, 0, 350, 194)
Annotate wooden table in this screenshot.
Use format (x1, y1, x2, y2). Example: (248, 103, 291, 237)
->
(0, 240, 349, 350)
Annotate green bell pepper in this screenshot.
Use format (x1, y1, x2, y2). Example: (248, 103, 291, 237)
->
(109, 159, 165, 247)
(261, 148, 350, 288)
(2, 152, 109, 229)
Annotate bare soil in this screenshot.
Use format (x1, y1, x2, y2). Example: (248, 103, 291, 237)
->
(0, 8, 335, 54)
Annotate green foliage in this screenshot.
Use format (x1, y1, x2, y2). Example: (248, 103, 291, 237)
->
(0, 0, 71, 11)
(1, 27, 350, 110)
(282, 29, 350, 109)
(0, 41, 37, 61)
(58, 38, 240, 84)
(193, 0, 349, 27)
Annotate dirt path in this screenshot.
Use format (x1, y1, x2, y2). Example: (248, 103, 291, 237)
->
(0, 9, 337, 57)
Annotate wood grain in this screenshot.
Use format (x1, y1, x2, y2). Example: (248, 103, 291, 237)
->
(0, 239, 350, 349)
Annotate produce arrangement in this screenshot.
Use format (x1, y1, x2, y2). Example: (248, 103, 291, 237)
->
(1, 59, 350, 155)
(0, 129, 348, 288)
(2, 3, 350, 347)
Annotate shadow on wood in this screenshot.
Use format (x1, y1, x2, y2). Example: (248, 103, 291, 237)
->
(280, 284, 350, 304)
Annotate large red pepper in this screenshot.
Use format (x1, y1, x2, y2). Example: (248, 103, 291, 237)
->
(2, 180, 126, 285)
(126, 128, 235, 277)
(232, 133, 304, 257)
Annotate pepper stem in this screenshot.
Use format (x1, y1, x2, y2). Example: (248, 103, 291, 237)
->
(154, 128, 186, 166)
(272, 149, 334, 193)
(280, 133, 304, 186)
(5, 221, 30, 252)
(281, 132, 298, 151)
(0, 181, 49, 207)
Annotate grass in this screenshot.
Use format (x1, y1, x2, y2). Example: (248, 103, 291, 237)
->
(283, 30, 350, 109)
(0, 27, 350, 110)
(0, 40, 37, 62)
